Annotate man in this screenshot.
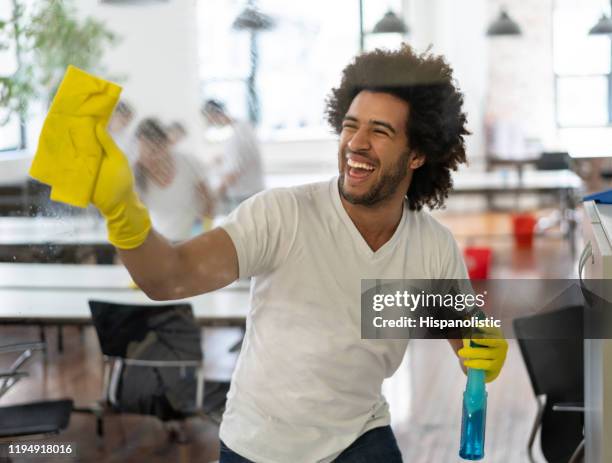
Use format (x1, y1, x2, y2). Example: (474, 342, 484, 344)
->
(202, 99, 265, 211)
(89, 45, 507, 462)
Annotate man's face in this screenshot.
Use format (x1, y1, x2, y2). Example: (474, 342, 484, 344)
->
(337, 90, 422, 207)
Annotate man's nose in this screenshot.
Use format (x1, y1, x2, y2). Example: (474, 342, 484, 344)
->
(348, 127, 371, 152)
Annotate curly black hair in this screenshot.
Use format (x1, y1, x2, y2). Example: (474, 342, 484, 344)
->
(325, 44, 469, 211)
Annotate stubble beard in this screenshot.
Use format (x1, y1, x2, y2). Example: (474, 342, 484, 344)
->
(338, 149, 410, 207)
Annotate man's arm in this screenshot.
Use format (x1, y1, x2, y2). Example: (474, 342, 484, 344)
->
(91, 125, 239, 300)
(118, 227, 238, 301)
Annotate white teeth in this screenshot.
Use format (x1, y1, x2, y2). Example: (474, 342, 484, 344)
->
(347, 159, 375, 171)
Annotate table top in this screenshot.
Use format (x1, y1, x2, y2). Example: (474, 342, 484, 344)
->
(0, 263, 250, 325)
(0, 263, 250, 291)
(0, 216, 108, 245)
(451, 169, 582, 192)
(0, 287, 249, 325)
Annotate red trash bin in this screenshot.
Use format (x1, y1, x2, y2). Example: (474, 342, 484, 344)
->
(512, 213, 537, 248)
(464, 247, 492, 280)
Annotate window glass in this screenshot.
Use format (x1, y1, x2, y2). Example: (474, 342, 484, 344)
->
(0, 0, 20, 151)
(557, 75, 609, 127)
(553, 0, 611, 127)
(553, 3, 610, 75)
(198, 0, 403, 139)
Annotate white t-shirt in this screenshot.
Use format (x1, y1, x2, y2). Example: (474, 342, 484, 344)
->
(219, 178, 467, 463)
(222, 122, 264, 200)
(137, 153, 206, 242)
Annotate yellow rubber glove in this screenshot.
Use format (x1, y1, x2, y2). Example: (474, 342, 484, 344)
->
(92, 124, 152, 249)
(30, 65, 121, 208)
(458, 327, 508, 383)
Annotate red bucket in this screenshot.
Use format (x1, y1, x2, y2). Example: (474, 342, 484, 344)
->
(464, 247, 492, 280)
(512, 213, 537, 248)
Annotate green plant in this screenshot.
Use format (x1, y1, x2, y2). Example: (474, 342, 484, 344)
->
(0, 0, 118, 135)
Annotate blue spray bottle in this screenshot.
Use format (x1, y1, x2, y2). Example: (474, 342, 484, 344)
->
(459, 349, 487, 461)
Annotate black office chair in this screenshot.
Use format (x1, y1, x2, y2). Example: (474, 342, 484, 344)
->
(0, 342, 72, 441)
(513, 305, 584, 463)
(82, 300, 229, 448)
(535, 152, 572, 171)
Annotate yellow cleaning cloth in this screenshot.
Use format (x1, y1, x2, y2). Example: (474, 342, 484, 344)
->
(29, 65, 122, 208)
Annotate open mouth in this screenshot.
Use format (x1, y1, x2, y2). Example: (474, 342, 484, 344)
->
(346, 156, 376, 182)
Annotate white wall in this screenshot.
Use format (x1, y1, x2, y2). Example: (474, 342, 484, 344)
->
(75, 0, 204, 160)
(409, 0, 489, 168)
(486, 0, 557, 149)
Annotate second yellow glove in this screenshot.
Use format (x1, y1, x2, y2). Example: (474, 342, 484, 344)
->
(458, 328, 508, 383)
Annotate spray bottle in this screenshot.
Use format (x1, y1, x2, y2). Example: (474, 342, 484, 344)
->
(459, 343, 487, 460)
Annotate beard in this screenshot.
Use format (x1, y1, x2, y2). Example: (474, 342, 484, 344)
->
(338, 149, 410, 206)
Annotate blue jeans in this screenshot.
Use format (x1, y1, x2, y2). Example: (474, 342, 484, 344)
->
(219, 425, 403, 462)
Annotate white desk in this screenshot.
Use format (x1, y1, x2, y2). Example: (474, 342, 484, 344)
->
(451, 169, 582, 193)
(0, 263, 250, 291)
(0, 216, 107, 246)
(0, 264, 250, 327)
(0, 287, 249, 326)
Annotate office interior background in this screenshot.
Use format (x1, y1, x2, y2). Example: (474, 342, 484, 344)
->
(0, 0, 611, 461)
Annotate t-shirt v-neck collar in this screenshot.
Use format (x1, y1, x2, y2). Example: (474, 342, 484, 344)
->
(330, 177, 407, 259)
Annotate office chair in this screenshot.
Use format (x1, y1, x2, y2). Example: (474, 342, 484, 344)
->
(0, 342, 72, 441)
(535, 152, 572, 171)
(80, 300, 210, 444)
(513, 304, 584, 463)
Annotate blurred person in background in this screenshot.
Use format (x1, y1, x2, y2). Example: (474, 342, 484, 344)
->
(108, 100, 135, 156)
(202, 100, 264, 212)
(166, 121, 188, 148)
(134, 117, 215, 241)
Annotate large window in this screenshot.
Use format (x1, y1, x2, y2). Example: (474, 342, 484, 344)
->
(553, 0, 612, 127)
(0, 0, 22, 152)
(197, 0, 403, 140)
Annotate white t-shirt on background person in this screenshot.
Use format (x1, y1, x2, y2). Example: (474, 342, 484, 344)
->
(221, 121, 265, 201)
(136, 153, 208, 242)
(219, 177, 468, 463)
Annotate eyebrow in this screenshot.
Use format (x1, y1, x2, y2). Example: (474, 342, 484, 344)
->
(342, 115, 397, 135)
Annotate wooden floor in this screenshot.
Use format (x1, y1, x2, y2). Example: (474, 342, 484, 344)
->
(0, 210, 580, 462)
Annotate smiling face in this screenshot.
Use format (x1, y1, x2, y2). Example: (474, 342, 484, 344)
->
(337, 90, 423, 207)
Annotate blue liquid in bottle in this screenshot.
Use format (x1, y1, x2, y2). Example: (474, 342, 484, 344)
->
(459, 368, 487, 460)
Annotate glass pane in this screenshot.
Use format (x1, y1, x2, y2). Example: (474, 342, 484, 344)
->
(197, 0, 361, 136)
(557, 76, 609, 126)
(0, 109, 20, 151)
(553, 2, 611, 75)
(201, 79, 248, 124)
(197, 0, 251, 80)
(0, 0, 18, 75)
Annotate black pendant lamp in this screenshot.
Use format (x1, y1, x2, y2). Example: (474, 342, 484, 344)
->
(487, 8, 521, 36)
(232, 5, 275, 31)
(589, 0, 612, 35)
(372, 10, 408, 34)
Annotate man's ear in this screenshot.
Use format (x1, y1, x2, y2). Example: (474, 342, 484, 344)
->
(408, 152, 426, 170)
